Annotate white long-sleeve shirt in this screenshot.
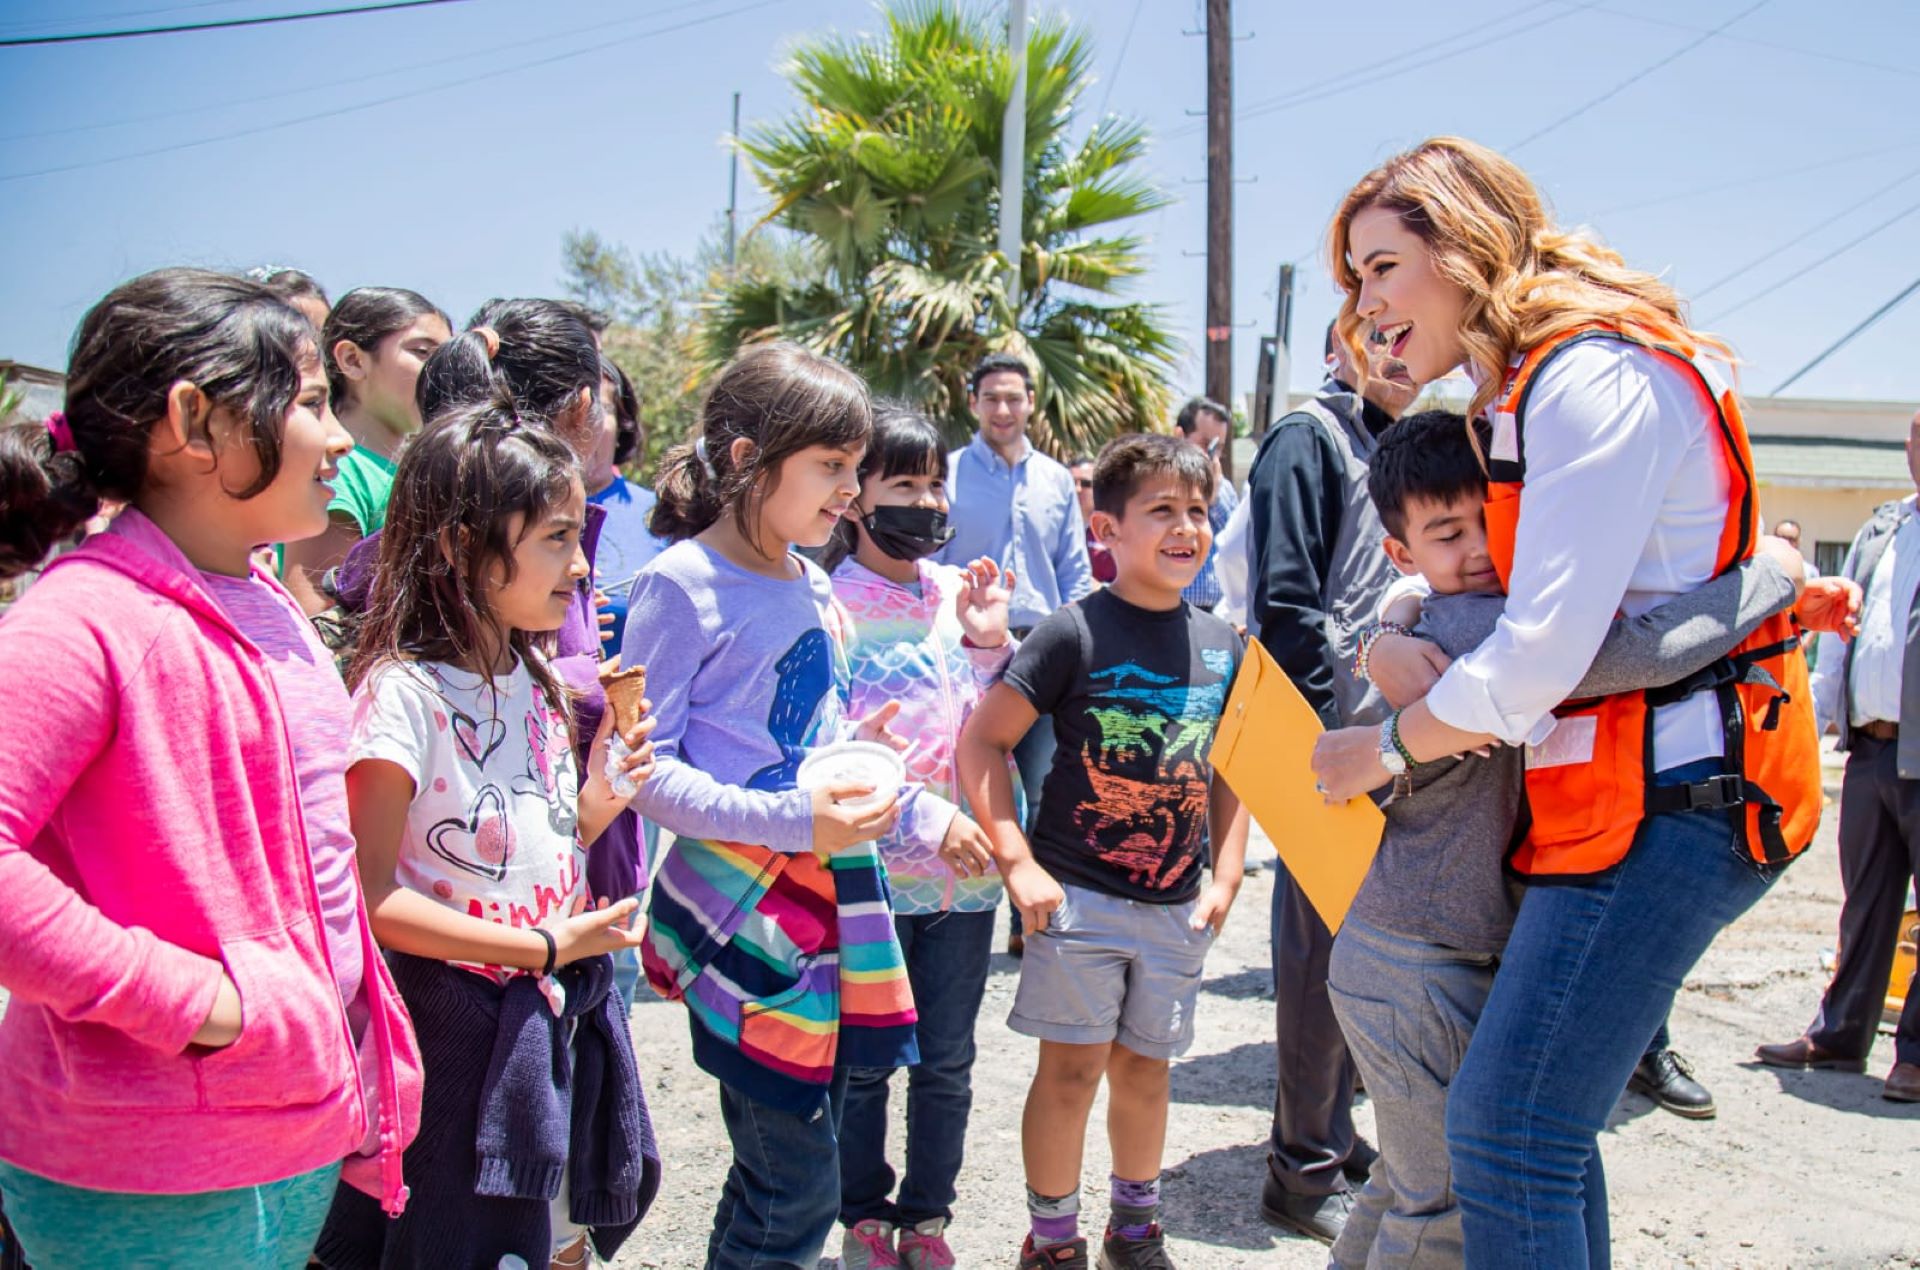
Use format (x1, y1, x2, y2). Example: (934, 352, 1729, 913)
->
(1808, 496, 1920, 734)
(1425, 340, 1733, 769)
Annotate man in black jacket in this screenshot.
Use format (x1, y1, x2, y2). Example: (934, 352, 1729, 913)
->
(1247, 327, 1416, 1244)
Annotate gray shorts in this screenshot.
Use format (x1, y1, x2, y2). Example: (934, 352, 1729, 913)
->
(1008, 882, 1215, 1059)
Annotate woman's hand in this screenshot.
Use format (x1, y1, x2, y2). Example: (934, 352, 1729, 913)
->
(548, 895, 645, 967)
(1756, 534, 1808, 597)
(954, 558, 1014, 649)
(190, 972, 245, 1049)
(1798, 576, 1863, 640)
(851, 700, 909, 753)
(1366, 633, 1450, 709)
(938, 812, 996, 879)
(1312, 724, 1394, 803)
(811, 782, 902, 854)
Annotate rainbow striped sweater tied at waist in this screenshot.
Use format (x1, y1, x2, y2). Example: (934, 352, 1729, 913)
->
(643, 834, 918, 1114)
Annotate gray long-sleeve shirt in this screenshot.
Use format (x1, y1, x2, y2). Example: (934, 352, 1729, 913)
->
(1349, 556, 1798, 954)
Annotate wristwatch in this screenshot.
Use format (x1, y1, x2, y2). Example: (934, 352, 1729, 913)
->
(1377, 717, 1407, 777)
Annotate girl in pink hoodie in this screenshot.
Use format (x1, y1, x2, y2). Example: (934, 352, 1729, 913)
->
(0, 268, 422, 1268)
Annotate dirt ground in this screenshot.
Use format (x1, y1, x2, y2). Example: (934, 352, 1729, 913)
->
(616, 754, 1920, 1269)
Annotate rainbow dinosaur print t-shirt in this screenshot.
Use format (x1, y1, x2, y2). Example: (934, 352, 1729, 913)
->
(1003, 589, 1243, 904)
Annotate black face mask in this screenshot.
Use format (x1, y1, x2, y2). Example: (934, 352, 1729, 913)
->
(862, 504, 954, 561)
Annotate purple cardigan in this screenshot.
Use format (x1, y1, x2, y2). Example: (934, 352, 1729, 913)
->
(334, 504, 644, 901)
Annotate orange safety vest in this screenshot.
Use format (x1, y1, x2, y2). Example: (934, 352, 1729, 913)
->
(1482, 325, 1822, 879)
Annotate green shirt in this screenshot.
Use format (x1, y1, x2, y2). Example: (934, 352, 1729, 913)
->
(326, 444, 397, 536)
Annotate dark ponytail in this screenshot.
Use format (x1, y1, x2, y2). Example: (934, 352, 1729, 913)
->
(651, 341, 872, 544)
(321, 286, 447, 411)
(0, 267, 314, 579)
(414, 299, 602, 452)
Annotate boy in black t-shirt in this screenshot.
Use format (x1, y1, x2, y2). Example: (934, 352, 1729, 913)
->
(958, 434, 1250, 1270)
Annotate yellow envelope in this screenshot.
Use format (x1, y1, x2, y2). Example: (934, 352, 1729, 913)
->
(1209, 639, 1383, 935)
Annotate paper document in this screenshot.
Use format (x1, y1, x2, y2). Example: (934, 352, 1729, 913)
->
(1209, 640, 1383, 934)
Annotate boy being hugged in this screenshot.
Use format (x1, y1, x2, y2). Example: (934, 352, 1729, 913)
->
(1325, 410, 1806, 1269)
(959, 434, 1250, 1270)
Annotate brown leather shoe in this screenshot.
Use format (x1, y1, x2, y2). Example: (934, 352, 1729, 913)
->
(1884, 1061, 1920, 1102)
(1753, 1036, 1868, 1073)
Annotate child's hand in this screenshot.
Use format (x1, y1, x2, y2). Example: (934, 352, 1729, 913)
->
(190, 971, 245, 1049)
(851, 700, 909, 753)
(1798, 576, 1862, 641)
(584, 701, 657, 807)
(548, 895, 645, 967)
(594, 589, 615, 648)
(954, 558, 1015, 649)
(1190, 877, 1241, 936)
(1366, 633, 1449, 709)
(1004, 858, 1064, 935)
(938, 812, 995, 879)
(811, 782, 901, 854)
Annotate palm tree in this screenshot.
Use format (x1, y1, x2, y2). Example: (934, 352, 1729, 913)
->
(702, 0, 1179, 455)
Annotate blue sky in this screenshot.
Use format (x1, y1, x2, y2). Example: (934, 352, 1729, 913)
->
(2, 0, 1917, 405)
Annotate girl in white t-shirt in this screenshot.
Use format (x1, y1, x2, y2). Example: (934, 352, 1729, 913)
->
(326, 400, 658, 1269)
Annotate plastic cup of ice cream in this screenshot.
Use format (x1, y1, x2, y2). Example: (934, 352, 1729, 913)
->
(796, 740, 906, 813)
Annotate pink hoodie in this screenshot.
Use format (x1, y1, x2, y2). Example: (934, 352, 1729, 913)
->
(0, 509, 420, 1210)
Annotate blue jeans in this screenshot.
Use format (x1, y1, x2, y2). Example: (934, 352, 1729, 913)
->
(709, 1068, 850, 1269)
(840, 909, 996, 1226)
(1445, 760, 1783, 1268)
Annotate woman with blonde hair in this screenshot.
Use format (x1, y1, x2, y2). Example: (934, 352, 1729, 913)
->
(1310, 136, 1851, 1265)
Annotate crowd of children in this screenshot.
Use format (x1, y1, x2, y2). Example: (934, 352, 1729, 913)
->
(0, 134, 1862, 1270)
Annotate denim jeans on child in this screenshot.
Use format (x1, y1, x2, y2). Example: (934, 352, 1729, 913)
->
(1445, 760, 1782, 1268)
(708, 1067, 850, 1270)
(840, 909, 997, 1227)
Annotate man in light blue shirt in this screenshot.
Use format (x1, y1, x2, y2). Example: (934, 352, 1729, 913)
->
(1172, 395, 1239, 611)
(941, 352, 1095, 630)
(942, 352, 1094, 953)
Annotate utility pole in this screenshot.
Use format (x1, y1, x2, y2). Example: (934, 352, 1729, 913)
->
(997, 0, 1029, 314)
(726, 91, 741, 272)
(1204, 0, 1232, 474)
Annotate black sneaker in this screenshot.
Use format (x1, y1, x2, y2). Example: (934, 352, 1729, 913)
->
(1257, 1176, 1354, 1245)
(1628, 1048, 1716, 1119)
(1097, 1224, 1176, 1270)
(1018, 1235, 1088, 1269)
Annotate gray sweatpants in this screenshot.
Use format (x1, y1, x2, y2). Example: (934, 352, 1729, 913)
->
(1325, 915, 1497, 1269)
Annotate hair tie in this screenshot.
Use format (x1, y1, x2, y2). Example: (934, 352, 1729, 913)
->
(45, 412, 76, 455)
(473, 325, 501, 361)
(694, 434, 719, 479)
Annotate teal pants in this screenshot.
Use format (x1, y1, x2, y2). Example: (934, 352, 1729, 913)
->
(0, 1158, 340, 1270)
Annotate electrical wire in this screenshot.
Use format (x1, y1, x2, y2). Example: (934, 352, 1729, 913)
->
(1593, 140, 1920, 217)
(1506, 0, 1767, 152)
(1771, 273, 1920, 395)
(0, 0, 730, 142)
(1582, 2, 1920, 83)
(1705, 193, 1920, 324)
(0, 0, 468, 47)
(1691, 164, 1920, 300)
(0, 0, 785, 182)
(1095, 0, 1146, 120)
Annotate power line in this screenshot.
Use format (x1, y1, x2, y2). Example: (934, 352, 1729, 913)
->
(1705, 193, 1920, 324)
(0, 0, 729, 142)
(1691, 163, 1920, 300)
(0, 0, 468, 47)
(1506, 0, 1767, 152)
(1095, 0, 1146, 118)
(1593, 140, 1920, 217)
(0, 0, 785, 182)
(1582, 2, 1920, 84)
(1771, 273, 1920, 395)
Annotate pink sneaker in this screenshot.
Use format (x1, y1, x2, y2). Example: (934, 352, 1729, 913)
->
(842, 1218, 904, 1269)
(898, 1217, 956, 1270)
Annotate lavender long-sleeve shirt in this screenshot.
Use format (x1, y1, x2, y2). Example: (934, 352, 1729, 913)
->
(620, 539, 941, 855)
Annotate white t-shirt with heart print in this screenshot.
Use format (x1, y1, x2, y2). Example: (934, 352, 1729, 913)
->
(351, 655, 586, 981)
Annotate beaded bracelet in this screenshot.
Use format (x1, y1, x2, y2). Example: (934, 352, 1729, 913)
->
(1353, 621, 1416, 683)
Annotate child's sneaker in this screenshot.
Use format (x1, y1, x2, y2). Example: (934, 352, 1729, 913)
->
(1097, 1223, 1176, 1270)
(842, 1219, 904, 1269)
(1017, 1234, 1089, 1269)
(897, 1217, 956, 1270)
